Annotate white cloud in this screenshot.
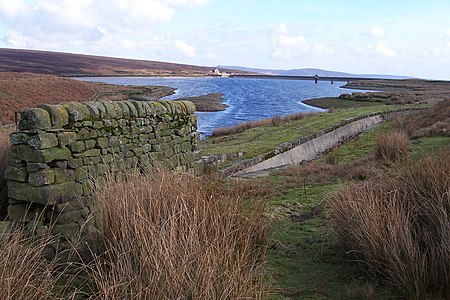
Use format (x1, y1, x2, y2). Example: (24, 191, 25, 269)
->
(163, 0, 210, 6)
(0, 0, 26, 18)
(0, 0, 212, 53)
(376, 41, 396, 57)
(273, 23, 310, 59)
(446, 30, 450, 38)
(175, 40, 196, 57)
(370, 27, 385, 38)
(354, 42, 396, 57)
(447, 41, 450, 48)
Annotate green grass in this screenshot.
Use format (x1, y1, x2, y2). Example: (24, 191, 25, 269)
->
(200, 104, 423, 160)
(317, 122, 391, 164)
(410, 136, 450, 159)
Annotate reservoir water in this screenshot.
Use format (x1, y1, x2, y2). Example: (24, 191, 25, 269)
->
(78, 77, 364, 136)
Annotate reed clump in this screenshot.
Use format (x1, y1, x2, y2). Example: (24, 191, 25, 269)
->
(88, 169, 269, 299)
(328, 148, 450, 299)
(374, 129, 409, 163)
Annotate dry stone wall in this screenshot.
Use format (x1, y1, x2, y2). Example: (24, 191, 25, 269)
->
(5, 99, 199, 256)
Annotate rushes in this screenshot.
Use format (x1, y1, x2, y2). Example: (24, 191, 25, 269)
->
(89, 170, 269, 299)
(328, 148, 450, 299)
(374, 129, 409, 163)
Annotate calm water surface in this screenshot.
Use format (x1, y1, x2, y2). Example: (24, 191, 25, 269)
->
(78, 77, 363, 136)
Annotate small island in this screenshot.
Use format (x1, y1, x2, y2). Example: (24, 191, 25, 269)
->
(174, 93, 228, 112)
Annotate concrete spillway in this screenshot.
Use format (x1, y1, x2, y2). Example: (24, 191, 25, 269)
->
(232, 115, 384, 177)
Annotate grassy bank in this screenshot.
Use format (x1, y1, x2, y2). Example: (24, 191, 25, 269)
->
(200, 103, 425, 160)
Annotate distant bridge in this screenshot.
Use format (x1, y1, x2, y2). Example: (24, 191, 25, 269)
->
(230, 74, 386, 84)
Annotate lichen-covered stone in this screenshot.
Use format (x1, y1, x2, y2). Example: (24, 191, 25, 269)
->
(57, 131, 77, 147)
(54, 168, 75, 184)
(27, 162, 49, 173)
(68, 157, 83, 169)
(61, 102, 90, 122)
(85, 139, 96, 150)
(10, 132, 31, 145)
(39, 104, 69, 128)
(69, 141, 86, 153)
(102, 101, 117, 119)
(28, 168, 55, 186)
(96, 137, 108, 148)
(4, 165, 28, 182)
(27, 132, 58, 149)
(85, 101, 106, 119)
(19, 108, 52, 130)
(8, 181, 82, 205)
(12, 145, 71, 163)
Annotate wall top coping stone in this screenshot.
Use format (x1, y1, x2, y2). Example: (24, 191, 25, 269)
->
(18, 100, 196, 130)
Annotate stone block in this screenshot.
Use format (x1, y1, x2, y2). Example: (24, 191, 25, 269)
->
(10, 132, 31, 145)
(11, 145, 71, 163)
(8, 181, 83, 205)
(85, 139, 96, 150)
(75, 167, 89, 181)
(27, 132, 58, 149)
(29, 168, 55, 186)
(54, 168, 75, 184)
(61, 102, 90, 122)
(117, 102, 130, 118)
(85, 101, 106, 119)
(69, 141, 86, 153)
(19, 108, 52, 130)
(54, 210, 82, 225)
(4, 165, 28, 182)
(96, 137, 108, 148)
(68, 157, 83, 169)
(38, 104, 69, 128)
(27, 162, 49, 173)
(52, 222, 80, 239)
(57, 131, 77, 147)
(7, 203, 40, 222)
(102, 101, 117, 119)
(93, 121, 104, 129)
(124, 101, 138, 117)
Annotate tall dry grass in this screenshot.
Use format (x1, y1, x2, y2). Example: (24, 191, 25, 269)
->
(393, 99, 450, 138)
(212, 112, 307, 137)
(0, 126, 13, 219)
(328, 148, 450, 299)
(374, 129, 409, 163)
(0, 225, 81, 300)
(89, 170, 269, 299)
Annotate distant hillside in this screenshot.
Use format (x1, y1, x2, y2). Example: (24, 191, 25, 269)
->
(220, 66, 410, 79)
(0, 48, 247, 77)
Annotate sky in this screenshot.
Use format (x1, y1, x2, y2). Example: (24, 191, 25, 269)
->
(0, 0, 449, 79)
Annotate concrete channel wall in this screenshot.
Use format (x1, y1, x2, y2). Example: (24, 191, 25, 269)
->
(233, 115, 383, 176)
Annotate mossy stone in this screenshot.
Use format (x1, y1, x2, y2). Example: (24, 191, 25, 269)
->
(57, 132, 77, 147)
(27, 132, 58, 149)
(4, 165, 28, 182)
(69, 141, 86, 153)
(28, 168, 55, 186)
(19, 108, 52, 130)
(8, 181, 82, 205)
(61, 102, 90, 122)
(39, 104, 69, 128)
(11, 145, 71, 163)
